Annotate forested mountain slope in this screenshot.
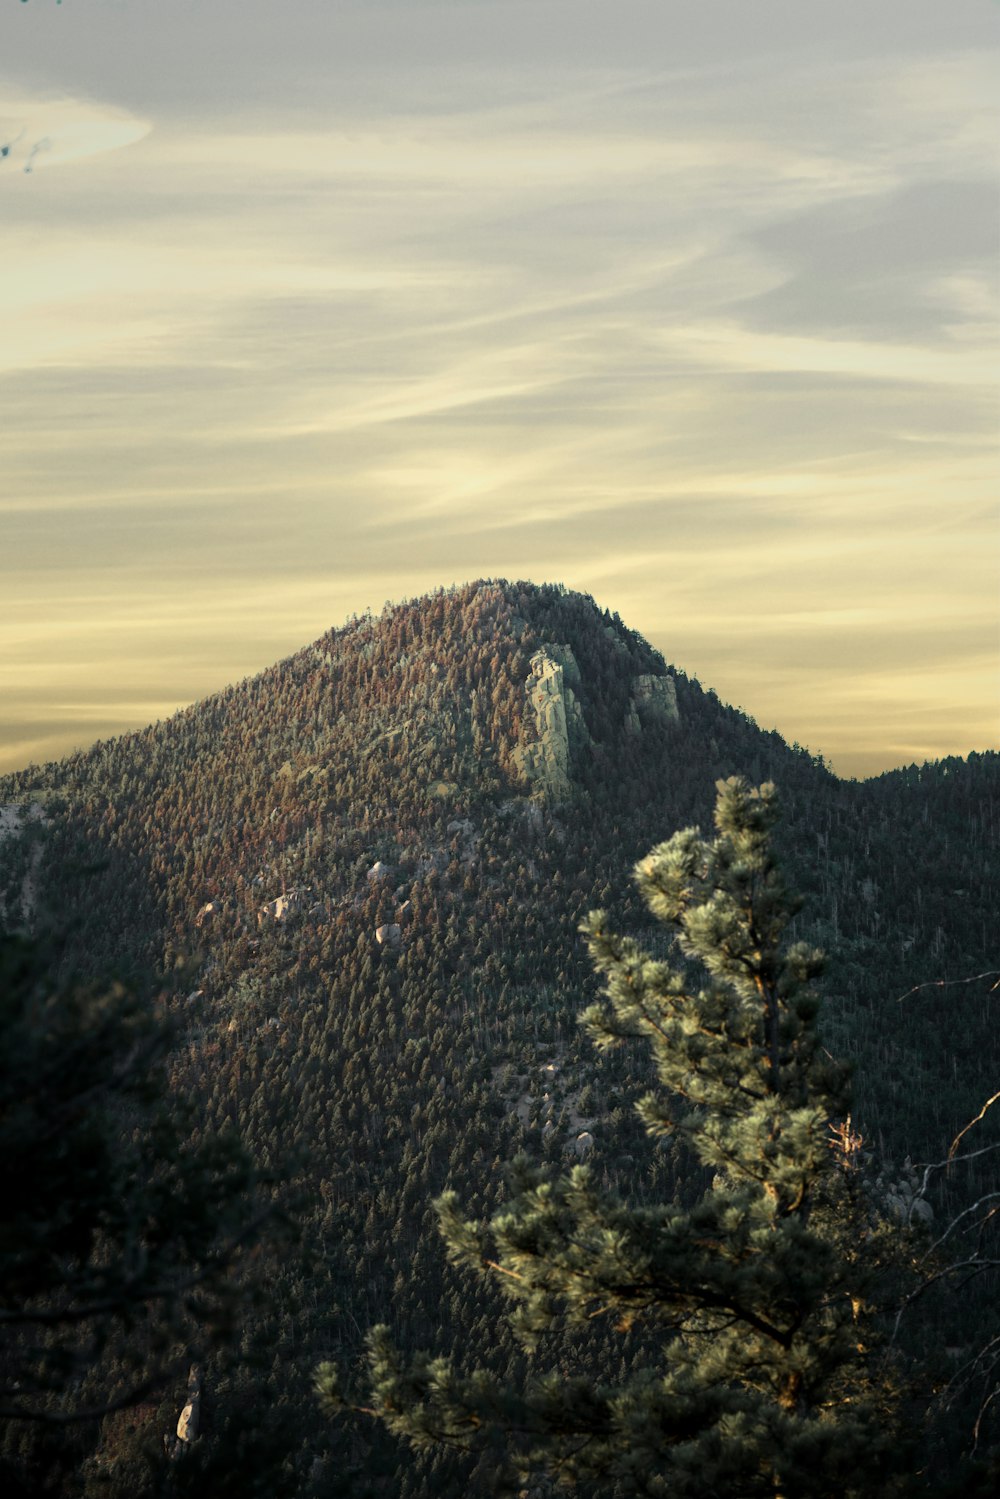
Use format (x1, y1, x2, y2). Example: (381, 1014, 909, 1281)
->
(1, 580, 997, 1495)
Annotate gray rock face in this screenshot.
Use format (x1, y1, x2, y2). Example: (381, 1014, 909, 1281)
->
(512, 649, 576, 804)
(629, 673, 679, 725)
(546, 642, 582, 689)
(511, 648, 677, 797)
(375, 923, 402, 948)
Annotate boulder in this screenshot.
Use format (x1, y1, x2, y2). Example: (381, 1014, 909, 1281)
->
(375, 923, 402, 948)
(882, 1156, 934, 1226)
(176, 1398, 198, 1445)
(887, 1191, 933, 1226)
(257, 889, 309, 926)
(173, 1364, 203, 1455)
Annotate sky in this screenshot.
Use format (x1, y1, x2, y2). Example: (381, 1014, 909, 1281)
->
(1, 0, 997, 781)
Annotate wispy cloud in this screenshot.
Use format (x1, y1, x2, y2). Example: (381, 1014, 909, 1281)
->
(1, 3, 997, 776)
(0, 90, 149, 174)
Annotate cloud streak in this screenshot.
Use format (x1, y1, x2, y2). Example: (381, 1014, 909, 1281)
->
(0, 91, 149, 174)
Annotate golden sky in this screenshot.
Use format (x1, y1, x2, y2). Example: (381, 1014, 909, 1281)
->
(2, 1, 998, 780)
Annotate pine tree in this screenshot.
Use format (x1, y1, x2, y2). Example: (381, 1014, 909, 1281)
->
(318, 779, 899, 1496)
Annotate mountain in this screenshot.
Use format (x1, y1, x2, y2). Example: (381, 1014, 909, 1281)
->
(1, 579, 997, 1495)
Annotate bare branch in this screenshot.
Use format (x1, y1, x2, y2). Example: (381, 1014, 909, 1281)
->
(950, 1088, 1000, 1162)
(920, 1192, 1000, 1264)
(894, 971, 1000, 1005)
(918, 1140, 1000, 1202)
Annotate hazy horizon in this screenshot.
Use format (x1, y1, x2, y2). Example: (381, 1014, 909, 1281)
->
(3, 1, 998, 781)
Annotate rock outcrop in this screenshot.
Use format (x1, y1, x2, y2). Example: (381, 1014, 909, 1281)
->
(169, 1364, 203, 1459)
(258, 888, 310, 926)
(630, 673, 679, 724)
(878, 1158, 934, 1227)
(512, 648, 584, 804)
(624, 673, 679, 736)
(511, 647, 677, 794)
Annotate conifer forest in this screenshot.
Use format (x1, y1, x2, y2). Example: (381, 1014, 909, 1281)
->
(1, 580, 997, 1497)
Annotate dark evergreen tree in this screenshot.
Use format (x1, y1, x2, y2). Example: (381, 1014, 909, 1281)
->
(0, 932, 276, 1429)
(319, 779, 899, 1496)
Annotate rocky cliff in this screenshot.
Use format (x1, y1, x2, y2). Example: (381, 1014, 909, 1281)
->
(624, 673, 679, 736)
(512, 646, 678, 802)
(511, 649, 577, 803)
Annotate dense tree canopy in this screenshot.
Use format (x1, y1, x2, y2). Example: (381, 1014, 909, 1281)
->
(319, 779, 903, 1496)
